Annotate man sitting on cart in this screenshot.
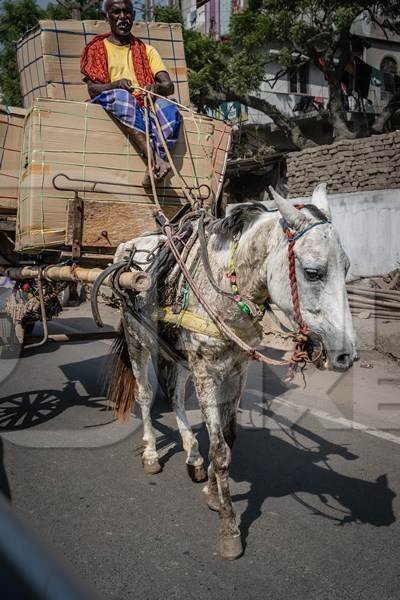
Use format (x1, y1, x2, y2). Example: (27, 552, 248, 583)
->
(80, 0, 181, 186)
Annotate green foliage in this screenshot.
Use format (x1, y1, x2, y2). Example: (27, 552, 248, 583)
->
(44, 2, 70, 19)
(0, 0, 44, 106)
(44, 1, 101, 20)
(154, 6, 183, 25)
(182, 0, 399, 115)
(154, 5, 224, 107)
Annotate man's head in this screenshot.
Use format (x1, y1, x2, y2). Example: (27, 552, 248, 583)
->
(102, 0, 135, 38)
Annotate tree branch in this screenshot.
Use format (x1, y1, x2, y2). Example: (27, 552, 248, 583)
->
(199, 85, 316, 149)
(55, 0, 72, 8)
(365, 9, 391, 40)
(372, 92, 400, 132)
(262, 69, 287, 90)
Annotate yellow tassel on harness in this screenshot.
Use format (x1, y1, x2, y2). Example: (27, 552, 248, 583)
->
(158, 306, 262, 340)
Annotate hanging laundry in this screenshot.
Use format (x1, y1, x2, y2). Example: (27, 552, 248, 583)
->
(355, 57, 372, 98)
(371, 66, 384, 87)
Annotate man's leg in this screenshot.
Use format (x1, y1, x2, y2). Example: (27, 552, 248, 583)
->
(91, 89, 175, 186)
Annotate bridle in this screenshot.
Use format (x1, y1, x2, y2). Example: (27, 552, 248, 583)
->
(282, 206, 331, 376)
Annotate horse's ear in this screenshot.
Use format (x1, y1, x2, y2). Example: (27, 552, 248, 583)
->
(312, 183, 331, 220)
(268, 186, 307, 230)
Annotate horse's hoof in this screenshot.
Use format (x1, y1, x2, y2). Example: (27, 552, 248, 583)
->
(142, 458, 162, 475)
(187, 463, 207, 483)
(219, 535, 243, 560)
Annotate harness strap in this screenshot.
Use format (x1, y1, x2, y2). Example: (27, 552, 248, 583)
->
(197, 211, 264, 319)
(162, 216, 292, 367)
(158, 305, 263, 339)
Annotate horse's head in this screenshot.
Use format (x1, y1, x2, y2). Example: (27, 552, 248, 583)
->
(267, 184, 357, 371)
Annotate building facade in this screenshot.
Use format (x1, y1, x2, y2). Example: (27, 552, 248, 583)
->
(179, 2, 400, 136)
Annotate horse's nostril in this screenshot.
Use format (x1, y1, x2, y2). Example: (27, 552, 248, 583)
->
(333, 353, 352, 370)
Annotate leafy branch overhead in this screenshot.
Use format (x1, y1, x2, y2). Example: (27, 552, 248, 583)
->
(1, 1, 399, 149)
(158, 1, 400, 148)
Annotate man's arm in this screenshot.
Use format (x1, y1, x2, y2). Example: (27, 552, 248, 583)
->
(147, 71, 174, 97)
(86, 72, 174, 99)
(87, 78, 134, 99)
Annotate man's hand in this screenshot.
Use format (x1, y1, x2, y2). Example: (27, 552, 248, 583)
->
(87, 79, 135, 99)
(112, 78, 134, 92)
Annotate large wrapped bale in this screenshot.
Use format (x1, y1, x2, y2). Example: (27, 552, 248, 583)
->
(211, 119, 232, 204)
(16, 98, 221, 253)
(16, 20, 190, 109)
(0, 106, 26, 213)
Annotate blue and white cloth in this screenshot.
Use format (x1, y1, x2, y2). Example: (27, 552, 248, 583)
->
(92, 89, 181, 160)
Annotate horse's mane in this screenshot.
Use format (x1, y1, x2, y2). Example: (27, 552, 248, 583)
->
(212, 202, 328, 243)
(212, 203, 269, 241)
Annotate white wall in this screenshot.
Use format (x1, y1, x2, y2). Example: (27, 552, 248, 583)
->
(293, 189, 400, 279)
(247, 62, 329, 125)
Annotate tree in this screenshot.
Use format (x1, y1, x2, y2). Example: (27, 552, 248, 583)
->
(162, 1, 400, 149)
(0, 0, 44, 105)
(50, 0, 101, 20)
(229, 0, 400, 143)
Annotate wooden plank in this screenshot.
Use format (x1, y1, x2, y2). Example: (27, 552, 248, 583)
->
(71, 194, 83, 259)
(0, 217, 16, 231)
(66, 200, 180, 249)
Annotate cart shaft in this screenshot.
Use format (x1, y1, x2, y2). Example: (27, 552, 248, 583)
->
(0, 264, 150, 292)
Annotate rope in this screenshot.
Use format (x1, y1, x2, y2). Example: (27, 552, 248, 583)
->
(143, 94, 161, 211)
(134, 84, 195, 114)
(147, 93, 195, 207)
(286, 232, 308, 336)
(138, 84, 215, 166)
(0, 113, 11, 170)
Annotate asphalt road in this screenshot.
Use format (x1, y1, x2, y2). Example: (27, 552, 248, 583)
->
(1, 304, 400, 600)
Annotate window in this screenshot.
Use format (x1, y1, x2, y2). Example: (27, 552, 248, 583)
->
(289, 65, 309, 95)
(380, 56, 397, 75)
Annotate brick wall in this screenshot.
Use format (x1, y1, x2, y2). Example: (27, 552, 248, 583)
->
(286, 131, 400, 198)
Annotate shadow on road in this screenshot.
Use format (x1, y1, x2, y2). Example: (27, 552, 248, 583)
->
(230, 423, 396, 547)
(0, 381, 109, 431)
(0, 350, 117, 430)
(150, 391, 397, 550)
(0, 438, 11, 499)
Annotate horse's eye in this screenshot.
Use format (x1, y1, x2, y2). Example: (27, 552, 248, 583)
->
(304, 268, 321, 281)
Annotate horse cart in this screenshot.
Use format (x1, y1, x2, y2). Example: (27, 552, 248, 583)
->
(0, 19, 232, 355)
(3, 19, 358, 562)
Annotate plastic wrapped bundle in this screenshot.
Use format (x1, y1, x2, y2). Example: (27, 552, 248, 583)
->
(0, 106, 26, 213)
(16, 98, 230, 254)
(16, 20, 190, 109)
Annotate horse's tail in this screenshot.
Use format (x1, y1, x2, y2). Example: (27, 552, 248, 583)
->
(106, 325, 136, 423)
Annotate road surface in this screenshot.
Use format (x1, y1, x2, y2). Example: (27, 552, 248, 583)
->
(0, 303, 399, 599)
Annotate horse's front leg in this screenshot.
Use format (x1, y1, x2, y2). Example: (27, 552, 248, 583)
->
(191, 361, 245, 560)
(204, 364, 247, 514)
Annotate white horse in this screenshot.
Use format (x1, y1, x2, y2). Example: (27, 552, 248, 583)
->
(105, 184, 357, 559)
